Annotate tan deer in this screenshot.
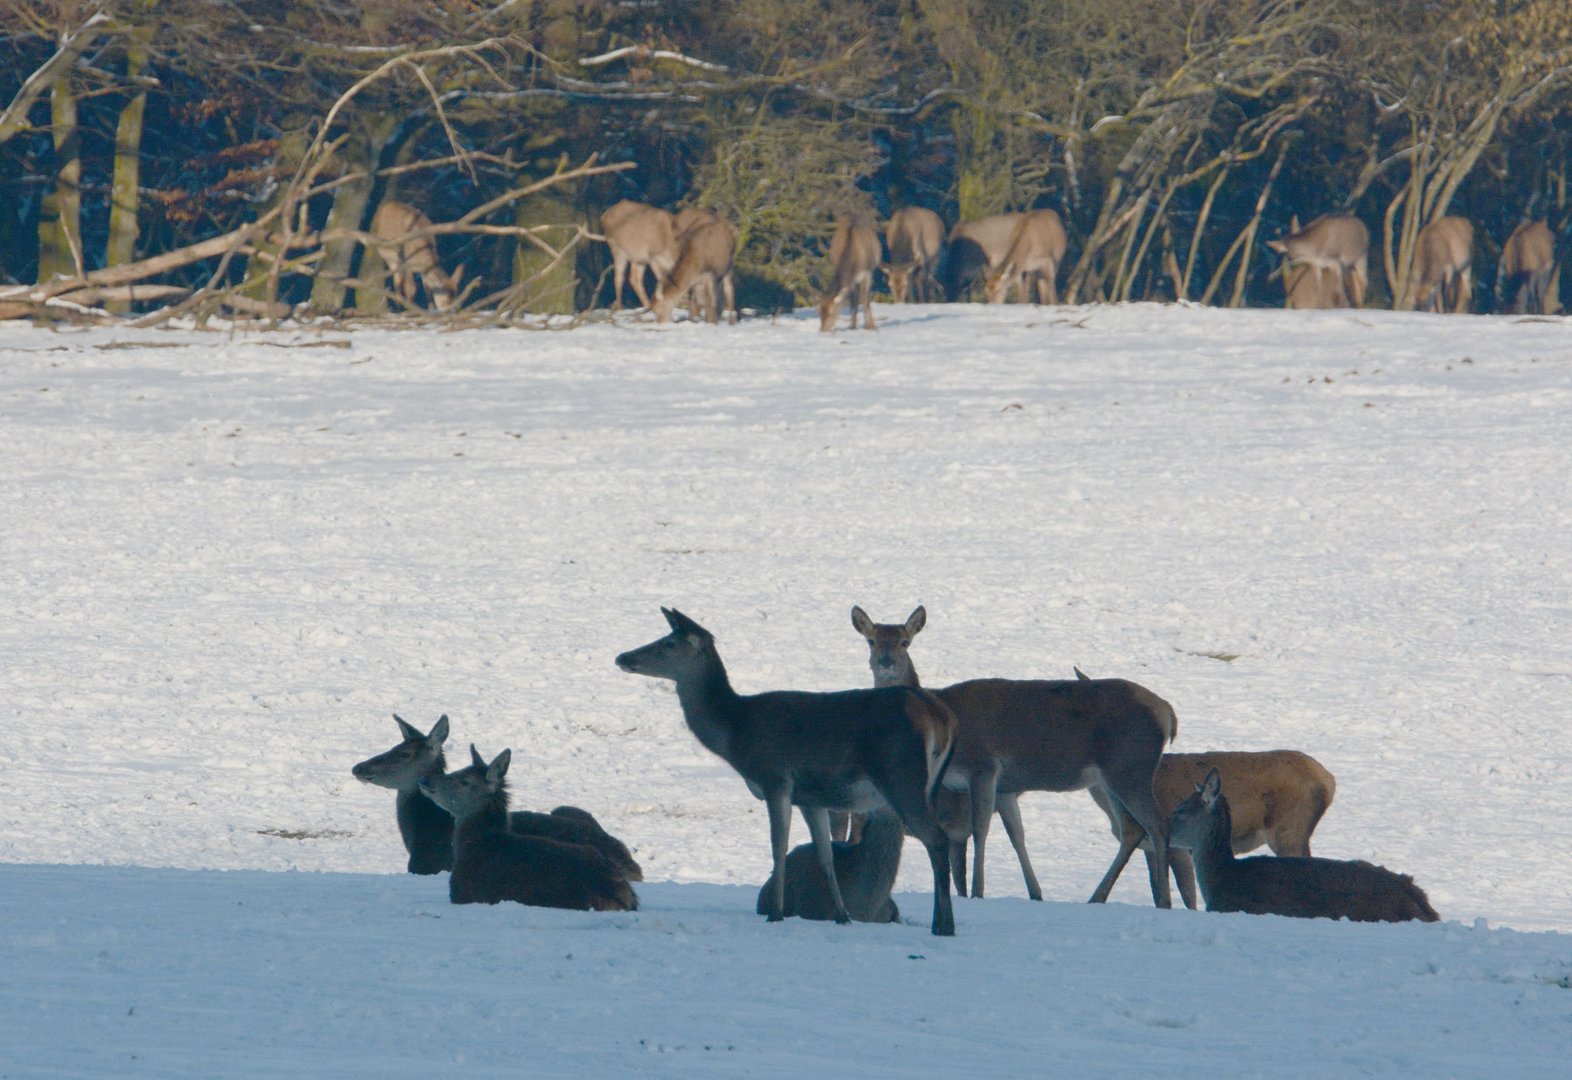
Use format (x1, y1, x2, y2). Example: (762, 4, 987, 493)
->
(652, 213, 738, 324)
(818, 216, 881, 332)
(756, 808, 905, 924)
(1282, 261, 1344, 310)
(943, 213, 1026, 300)
(600, 200, 679, 311)
(1413, 216, 1474, 313)
(983, 209, 1068, 305)
(369, 200, 464, 311)
(617, 607, 959, 935)
(1497, 220, 1556, 314)
(850, 605, 1176, 908)
(885, 207, 945, 303)
(1169, 769, 1438, 923)
(1267, 214, 1369, 309)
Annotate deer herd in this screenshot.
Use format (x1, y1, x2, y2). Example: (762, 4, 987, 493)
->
(353, 604, 1440, 936)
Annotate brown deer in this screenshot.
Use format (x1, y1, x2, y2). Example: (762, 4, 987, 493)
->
(600, 199, 679, 311)
(943, 213, 1026, 300)
(353, 714, 642, 881)
(652, 213, 738, 324)
(757, 808, 905, 923)
(368, 200, 464, 311)
(1267, 214, 1369, 309)
(885, 207, 945, 303)
(420, 745, 639, 911)
(616, 607, 959, 935)
(983, 209, 1068, 304)
(818, 216, 881, 332)
(1169, 769, 1438, 923)
(1497, 220, 1556, 314)
(850, 605, 1175, 908)
(1413, 216, 1474, 313)
(1282, 261, 1344, 310)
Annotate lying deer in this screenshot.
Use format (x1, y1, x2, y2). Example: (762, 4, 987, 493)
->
(851, 605, 1175, 908)
(983, 209, 1067, 304)
(756, 808, 905, 923)
(420, 745, 639, 911)
(617, 607, 959, 935)
(1169, 769, 1438, 923)
(1413, 216, 1474, 313)
(1497, 220, 1556, 314)
(943, 213, 1026, 300)
(368, 200, 464, 311)
(885, 207, 945, 303)
(818, 216, 880, 332)
(652, 213, 738, 324)
(600, 199, 678, 311)
(352, 714, 642, 881)
(1267, 214, 1369, 309)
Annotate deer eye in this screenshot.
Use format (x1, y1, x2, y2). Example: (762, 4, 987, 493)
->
(900, 639, 910, 648)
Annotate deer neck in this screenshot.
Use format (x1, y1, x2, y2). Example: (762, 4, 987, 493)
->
(874, 662, 919, 689)
(453, 793, 510, 839)
(1188, 800, 1238, 897)
(673, 651, 743, 759)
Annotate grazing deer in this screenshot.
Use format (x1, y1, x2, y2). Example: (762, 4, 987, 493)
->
(420, 745, 639, 911)
(1413, 216, 1474, 313)
(368, 200, 464, 311)
(616, 607, 959, 935)
(353, 715, 642, 881)
(818, 216, 881, 331)
(850, 605, 1175, 908)
(885, 207, 945, 303)
(983, 209, 1068, 305)
(653, 213, 738, 324)
(943, 213, 1026, 300)
(1497, 220, 1556, 314)
(1267, 214, 1369, 309)
(757, 808, 905, 923)
(1169, 769, 1438, 923)
(1282, 261, 1344, 310)
(600, 200, 679, 311)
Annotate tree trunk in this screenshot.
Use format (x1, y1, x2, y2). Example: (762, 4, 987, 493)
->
(36, 65, 83, 285)
(311, 115, 397, 314)
(104, 27, 152, 312)
(512, 181, 581, 314)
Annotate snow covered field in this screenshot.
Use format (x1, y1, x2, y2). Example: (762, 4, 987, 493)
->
(3, 303, 1571, 1074)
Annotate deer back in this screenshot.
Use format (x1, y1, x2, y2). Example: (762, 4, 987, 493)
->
(886, 207, 944, 268)
(601, 200, 678, 267)
(1268, 214, 1369, 265)
(1499, 220, 1554, 278)
(452, 815, 639, 911)
(1151, 750, 1334, 856)
(1415, 217, 1473, 289)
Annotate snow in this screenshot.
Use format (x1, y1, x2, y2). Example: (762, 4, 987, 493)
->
(3, 303, 1571, 1074)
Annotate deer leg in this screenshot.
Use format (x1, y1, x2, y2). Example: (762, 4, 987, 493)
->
(1087, 792, 1147, 904)
(829, 811, 850, 842)
(1101, 770, 1173, 909)
(1169, 847, 1200, 910)
(967, 768, 999, 898)
(764, 788, 793, 922)
(867, 758, 955, 936)
(994, 793, 1043, 901)
(950, 836, 969, 896)
(805, 806, 851, 925)
(611, 255, 628, 310)
(628, 261, 656, 312)
(862, 278, 877, 330)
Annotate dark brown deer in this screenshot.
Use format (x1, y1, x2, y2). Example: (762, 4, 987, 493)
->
(616, 607, 959, 935)
(368, 201, 464, 311)
(1169, 769, 1438, 923)
(1267, 214, 1369, 309)
(420, 745, 639, 911)
(819, 216, 881, 332)
(885, 207, 945, 303)
(652, 214, 738, 324)
(1497, 220, 1556, 314)
(757, 808, 905, 923)
(943, 213, 1026, 300)
(983, 209, 1067, 304)
(1413, 216, 1474, 313)
(850, 605, 1175, 908)
(600, 200, 678, 311)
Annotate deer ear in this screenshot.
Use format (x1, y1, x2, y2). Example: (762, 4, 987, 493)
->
(905, 606, 926, 636)
(664, 607, 711, 641)
(851, 606, 874, 637)
(394, 715, 421, 742)
(487, 748, 512, 787)
(1073, 666, 1091, 681)
(470, 744, 486, 769)
(428, 715, 450, 745)
(1201, 769, 1222, 803)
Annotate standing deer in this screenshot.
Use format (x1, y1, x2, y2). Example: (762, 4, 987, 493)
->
(1497, 220, 1556, 314)
(942, 213, 1026, 301)
(368, 200, 464, 311)
(819, 216, 881, 332)
(421, 745, 639, 911)
(1413, 216, 1474, 313)
(1267, 214, 1369, 309)
(652, 213, 738, 324)
(850, 605, 1175, 908)
(616, 607, 959, 935)
(757, 808, 905, 923)
(983, 209, 1068, 305)
(600, 200, 679, 311)
(885, 207, 945, 303)
(1169, 769, 1438, 923)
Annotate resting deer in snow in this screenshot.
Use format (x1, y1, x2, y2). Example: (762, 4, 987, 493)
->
(1497, 220, 1556, 314)
(983, 209, 1067, 305)
(757, 808, 905, 923)
(1169, 769, 1438, 923)
(1267, 214, 1369, 309)
(1412, 216, 1474, 313)
(617, 607, 959, 935)
(885, 207, 945, 303)
(368, 200, 464, 311)
(943, 213, 1026, 300)
(818, 216, 881, 332)
(600, 200, 678, 311)
(420, 745, 639, 911)
(851, 605, 1176, 908)
(652, 213, 738, 324)
(352, 714, 642, 881)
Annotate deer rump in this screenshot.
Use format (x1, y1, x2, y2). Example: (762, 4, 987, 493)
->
(451, 815, 638, 912)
